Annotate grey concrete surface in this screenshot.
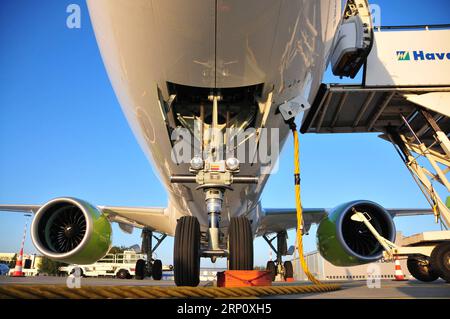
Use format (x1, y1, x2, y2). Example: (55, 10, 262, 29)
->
(0, 276, 179, 287)
(270, 280, 450, 299)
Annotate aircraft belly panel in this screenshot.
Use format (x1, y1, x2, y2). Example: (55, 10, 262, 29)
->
(215, 0, 281, 88)
(87, 0, 341, 228)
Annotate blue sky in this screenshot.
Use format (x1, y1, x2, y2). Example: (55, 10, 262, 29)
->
(0, 0, 449, 268)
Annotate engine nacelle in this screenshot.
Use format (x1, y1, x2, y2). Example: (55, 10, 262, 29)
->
(316, 200, 396, 266)
(31, 197, 112, 264)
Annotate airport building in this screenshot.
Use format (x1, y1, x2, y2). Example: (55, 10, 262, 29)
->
(293, 232, 412, 281)
(0, 253, 16, 264)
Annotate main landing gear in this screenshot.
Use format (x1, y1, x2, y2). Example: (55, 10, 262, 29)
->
(263, 231, 294, 281)
(135, 228, 166, 280)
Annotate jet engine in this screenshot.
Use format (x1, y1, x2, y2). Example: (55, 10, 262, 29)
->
(316, 200, 396, 266)
(31, 197, 112, 264)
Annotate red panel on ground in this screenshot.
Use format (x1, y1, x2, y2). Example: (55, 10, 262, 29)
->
(217, 270, 272, 287)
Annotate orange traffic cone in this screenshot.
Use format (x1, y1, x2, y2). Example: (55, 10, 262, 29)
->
(12, 248, 25, 277)
(12, 214, 30, 277)
(393, 256, 407, 281)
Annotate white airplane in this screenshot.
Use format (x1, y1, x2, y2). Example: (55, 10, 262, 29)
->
(0, 0, 437, 286)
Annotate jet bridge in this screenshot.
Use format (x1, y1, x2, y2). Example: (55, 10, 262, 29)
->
(301, 25, 450, 229)
(301, 83, 450, 227)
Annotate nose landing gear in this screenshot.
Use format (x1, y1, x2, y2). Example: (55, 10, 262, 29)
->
(170, 94, 259, 286)
(173, 216, 201, 287)
(228, 216, 253, 270)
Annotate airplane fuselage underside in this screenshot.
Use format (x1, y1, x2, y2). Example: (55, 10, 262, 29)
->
(87, 0, 341, 234)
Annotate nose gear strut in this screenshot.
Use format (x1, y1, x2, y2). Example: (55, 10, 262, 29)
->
(170, 94, 258, 263)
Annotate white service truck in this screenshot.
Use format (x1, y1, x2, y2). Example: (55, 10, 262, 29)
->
(59, 250, 172, 279)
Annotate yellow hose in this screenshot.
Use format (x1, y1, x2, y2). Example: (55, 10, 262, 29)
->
(292, 128, 322, 285)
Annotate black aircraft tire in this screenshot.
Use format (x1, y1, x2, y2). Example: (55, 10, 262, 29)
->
(228, 217, 254, 270)
(174, 216, 201, 287)
(284, 261, 294, 279)
(152, 259, 163, 281)
(266, 261, 277, 281)
(135, 259, 146, 280)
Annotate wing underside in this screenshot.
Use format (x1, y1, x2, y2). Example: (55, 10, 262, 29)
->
(257, 207, 434, 236)
(99, 206, 173, 235)
(256, 208, 328, 236)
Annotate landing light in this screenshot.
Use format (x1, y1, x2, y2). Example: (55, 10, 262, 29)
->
(225, 157, 239, 171)
(190, 156, 204, 170)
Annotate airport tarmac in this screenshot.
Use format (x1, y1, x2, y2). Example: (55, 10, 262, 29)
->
(270, 280, 450, 299)
(0, 276, 449, 299)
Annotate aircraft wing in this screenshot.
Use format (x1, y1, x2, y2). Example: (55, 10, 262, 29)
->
(1, 203, 433, 238)
(387, 209, 435, 217)
(99, 206, 172, 235)
(256, 207, 434, 236)
(256, 208, 328, 236)
(0, 205, 41, 214)
(0, 204, 172, 236)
